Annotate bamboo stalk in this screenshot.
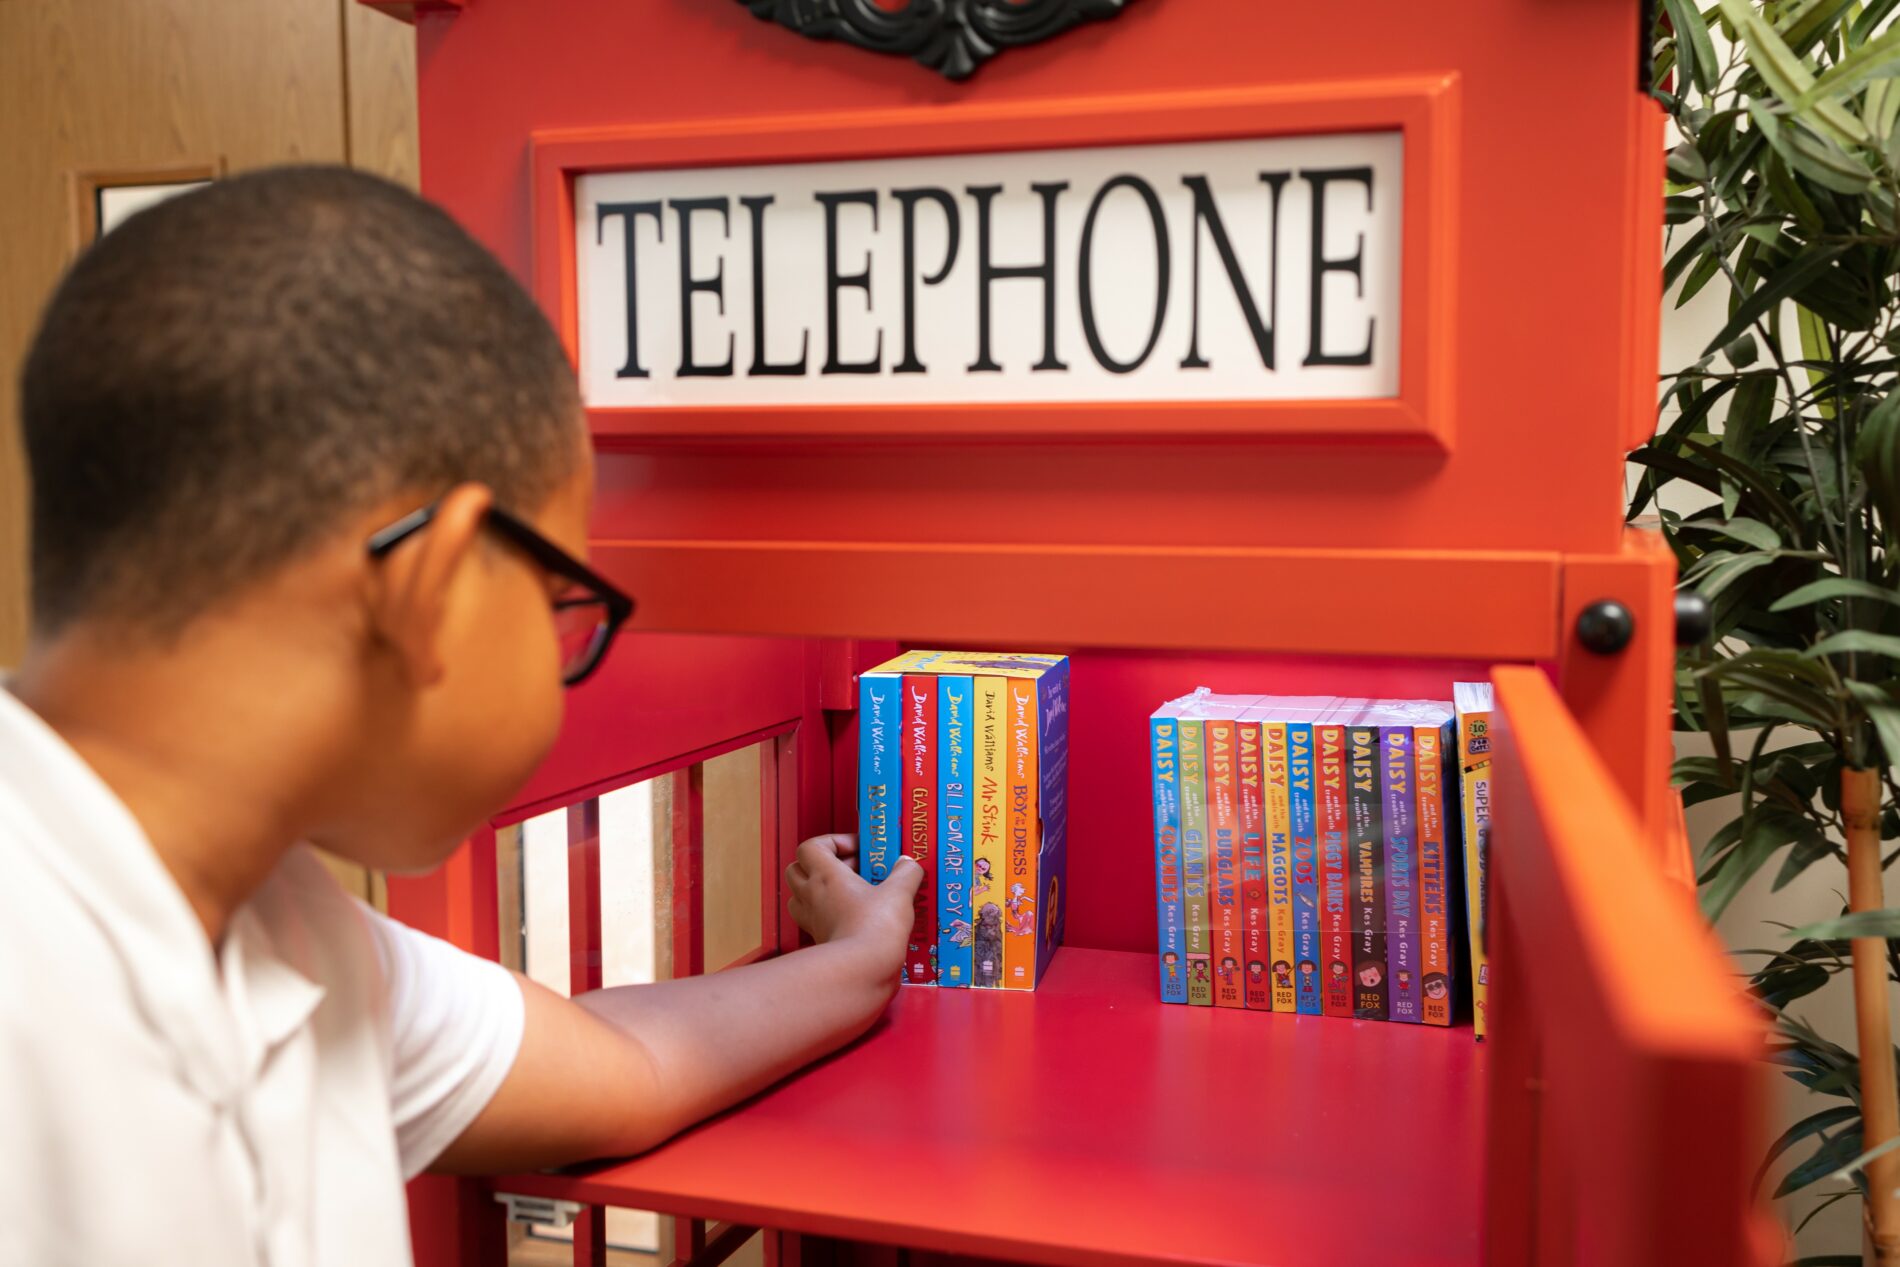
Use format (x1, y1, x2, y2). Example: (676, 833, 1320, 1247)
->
(1844, 764, 1900, 1264)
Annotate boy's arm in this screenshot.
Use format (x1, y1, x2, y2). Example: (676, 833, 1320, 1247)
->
(430, 835, 921, 1173)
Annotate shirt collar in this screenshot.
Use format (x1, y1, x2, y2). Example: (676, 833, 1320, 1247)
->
(0, 686, 320, 1101)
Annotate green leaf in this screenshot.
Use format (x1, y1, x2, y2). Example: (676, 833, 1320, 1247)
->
(1796, 303, 1837, 415)
(1854, 391, 1900, 530)
(1848, 682, 1900, 766)
(1866, 75, 1900, 143)
(1780, 0, 1858, 60)
(1804, 629, 1900, 659)
(1833, 1129, 1900, 1183)
(1679, 516, 1785, 550)
(1669, 141, 1712, 184)
(1666, 0, 1723, 94)
(1680, 249, 1728, 309)
(1693, 551, 1782, 598)
(1760, 1104, 1863, 1191)
(1771, 576, 1900, 611)
(1710, 675, 1837, 729)
(1704, 654, 1735, 767)
(1777, 1125, 1866, 1197)
(1722, 0, 1871, 145)
(1702, 808, 1816, 921)
(1775, 827, 1839, 888)
(1794, 22, 1900, 109)
(1786, 119, 1879, 191)
(1664, 220, 1717, 290)
(1851, 0, 1900, 47)
(1794, 1191, 1859, 1236)
(1701, 242, 1853, 359)
(1725, 331, 1761, 367)
(1789, 908, 1900, 939)
(1681, 438, 1809, 535)
(1765, 148, 1828, 234)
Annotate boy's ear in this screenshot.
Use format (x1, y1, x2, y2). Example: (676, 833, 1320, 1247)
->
(366, 483, 494, 689)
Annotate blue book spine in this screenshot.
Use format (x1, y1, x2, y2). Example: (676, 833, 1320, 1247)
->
(1032, 662, 1071, 987)
(1287, 722, 1322, 1016)
(937, 677, 975, 987)
(858, 673, 900, 883)
(1151, 711, 1186, 1003)
(1381, 725, 1422, 1023)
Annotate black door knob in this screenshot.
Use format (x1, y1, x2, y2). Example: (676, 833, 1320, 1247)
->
(1576, 600, 1635, 655)
(1675, 593, 1711, 646)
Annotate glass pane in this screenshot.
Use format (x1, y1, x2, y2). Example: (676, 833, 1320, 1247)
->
(520, 808, 570, 997)
(702, 742, 766, 972)
(599, 780, 659, 989)
(95, 180, 209, 235)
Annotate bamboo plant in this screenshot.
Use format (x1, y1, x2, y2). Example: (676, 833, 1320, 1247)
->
(1639, 0, 1900, 1257)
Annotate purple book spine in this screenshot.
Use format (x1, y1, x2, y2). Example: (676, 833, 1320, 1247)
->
(1381, 726, 1422, 1023)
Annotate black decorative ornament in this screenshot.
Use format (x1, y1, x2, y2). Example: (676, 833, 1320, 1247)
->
(734, 0, 1135, 82)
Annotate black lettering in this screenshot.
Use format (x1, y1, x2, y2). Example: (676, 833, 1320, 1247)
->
(1180, 172, 1288, 370)
(672, 197, 734, 377)
(1301, 166, 1376, 368)
(596, 200, 664, 379)
(891, 187, 960, 375)
(816, 190, 882, 375)
(1078, 175, 1170, 374)
(740, 195, 808, 376)
(966, 182, 1069, 373)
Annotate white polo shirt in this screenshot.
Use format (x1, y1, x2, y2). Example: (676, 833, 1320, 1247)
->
(0, 687, 526, 1267)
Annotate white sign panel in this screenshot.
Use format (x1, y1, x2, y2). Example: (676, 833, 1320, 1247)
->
(576, 132, 1401, 408)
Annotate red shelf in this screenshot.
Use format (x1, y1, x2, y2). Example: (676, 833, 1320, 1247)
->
(496, 949, 1486, 1266)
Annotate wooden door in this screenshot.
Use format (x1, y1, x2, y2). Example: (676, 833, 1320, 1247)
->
(1485, 665, 1776, 1267)
(390, 631, 830, 1267)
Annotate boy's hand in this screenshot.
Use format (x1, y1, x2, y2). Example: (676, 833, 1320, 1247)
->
(785, 833, 921, 963)
(444, 834, 927, 1172)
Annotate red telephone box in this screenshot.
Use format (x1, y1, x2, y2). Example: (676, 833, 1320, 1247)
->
(371, 2, 1777, 1263)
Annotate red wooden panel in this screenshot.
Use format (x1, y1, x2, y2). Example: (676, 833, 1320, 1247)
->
(568, 799, 604, 994)
(673, 764, 707, 980)
(492, 947, 1483, 1267)
(501, 632, 808, 823)
(1487, 666, 1775, 1267)
(573, 1205, 608, 1267)
(419, 0, 1659, 559)
(386, 826, 499, 959)
(1557, 530, 1681, 868)
(592, 542, 1560, 661)
(530, 77, 1458, 448)
(403, 1173, 506, 1267)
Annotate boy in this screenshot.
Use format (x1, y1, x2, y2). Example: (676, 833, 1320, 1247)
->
(0, 167, 921, 1264)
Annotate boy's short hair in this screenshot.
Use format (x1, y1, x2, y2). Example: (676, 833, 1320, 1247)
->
(21, 166, 582, 640)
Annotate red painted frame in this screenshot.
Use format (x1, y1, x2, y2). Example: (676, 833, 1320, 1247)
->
(1486, 666, 1777, 1267)
(530, 77, 1459, 446)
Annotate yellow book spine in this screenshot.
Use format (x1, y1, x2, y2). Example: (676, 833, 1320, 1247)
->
(1460, 705, 1493, 1039)
(1264, 720, 1295, 1012)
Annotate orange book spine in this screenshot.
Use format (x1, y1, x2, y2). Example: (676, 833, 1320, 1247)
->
(1003, 677, 1040, 990)
(1204, 718, 1244, 1008)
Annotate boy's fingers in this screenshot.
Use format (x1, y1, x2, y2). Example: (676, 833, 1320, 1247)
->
(796, 835, 848, 869)
(885, 854, 925, 899)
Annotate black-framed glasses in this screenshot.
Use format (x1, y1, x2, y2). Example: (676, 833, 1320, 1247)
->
(366, 502, 634, 686)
